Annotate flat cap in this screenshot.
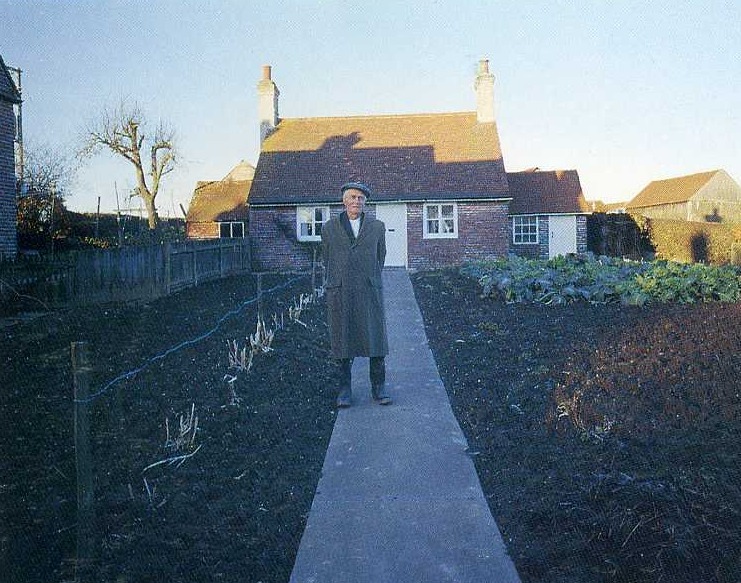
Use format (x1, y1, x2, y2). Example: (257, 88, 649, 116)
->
(340, 182, 373, 199)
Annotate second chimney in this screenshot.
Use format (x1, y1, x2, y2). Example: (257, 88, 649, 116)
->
(258, 65, 280, 143)
(474, 59, 496, 124)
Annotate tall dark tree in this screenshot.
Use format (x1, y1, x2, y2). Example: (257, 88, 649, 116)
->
(16, 143, 76, 251)
(82, 102, 177, 230)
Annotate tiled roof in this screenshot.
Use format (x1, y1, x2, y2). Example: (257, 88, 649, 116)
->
(507, 169, 590, 215)
(186, 179, 251, 223)
(223, 160, 255, 181)
(0, 55, 21, 104)
(249, 112, 509, 205)
(627, 170, 719, 209)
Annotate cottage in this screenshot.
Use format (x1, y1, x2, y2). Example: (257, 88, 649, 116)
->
(0, 54, 21, 259)
(185, 161, 253, 239)
(507, 168, 590, 259)
(626, 169, 741, 224)
(247, 61, 589, 271)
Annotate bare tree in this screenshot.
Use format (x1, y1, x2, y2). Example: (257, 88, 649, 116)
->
(22, 141, 77, 200)
(81, 102, 177, 230)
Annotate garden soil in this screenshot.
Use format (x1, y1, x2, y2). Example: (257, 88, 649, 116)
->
(2, 268, 740, 582)
(412, 268, 741, 583)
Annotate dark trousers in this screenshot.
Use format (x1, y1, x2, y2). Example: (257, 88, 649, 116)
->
(337, 357, 386, 392)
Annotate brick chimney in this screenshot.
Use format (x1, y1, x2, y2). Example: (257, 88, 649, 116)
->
(474, 59, 495, 123)
(257, 65, 280, 143)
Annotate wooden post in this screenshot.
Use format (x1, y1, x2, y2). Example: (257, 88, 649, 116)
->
(164, 242, 172, 296)
(192, 241, 199, 286)
(72, 342, 96, 579)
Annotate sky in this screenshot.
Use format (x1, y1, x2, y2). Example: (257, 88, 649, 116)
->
(2, 0, 740, 216)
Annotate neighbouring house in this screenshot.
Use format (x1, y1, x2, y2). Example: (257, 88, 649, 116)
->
(507, 168, 590, 259)
(626, 169, 741, 224)
(248, 61, 590, 271)
(0, 54, 21, 259)
(185, 160, 254, 239)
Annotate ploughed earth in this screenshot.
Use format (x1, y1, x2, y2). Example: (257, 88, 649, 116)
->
(1, 268, 739, 582)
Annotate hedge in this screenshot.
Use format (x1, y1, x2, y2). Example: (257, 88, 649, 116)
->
(640, 216, 741, 265)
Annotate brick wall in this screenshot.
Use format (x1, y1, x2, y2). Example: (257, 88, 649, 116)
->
(0, 100, 17, 258)
(407, 201, 510, 270)
(250, 206, 322, 271)
(251, 204, 589, 272)
(509, 215, 588, 260)
(509, 216, 547, 259)
(251, 201, 511, 272)
(576, 215, 588, 254)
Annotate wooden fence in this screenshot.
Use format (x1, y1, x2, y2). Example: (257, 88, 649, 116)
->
(1, 239, 251, 310)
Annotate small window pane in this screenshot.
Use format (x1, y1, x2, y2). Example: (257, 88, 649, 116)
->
(220, 223, 230, 238)
(513, 216, 537, 244)
(297, 206, 329, 241)
(424, 203, 458, 238)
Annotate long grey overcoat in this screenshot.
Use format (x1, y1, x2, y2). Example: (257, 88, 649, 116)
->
(321, 211, 389, 359)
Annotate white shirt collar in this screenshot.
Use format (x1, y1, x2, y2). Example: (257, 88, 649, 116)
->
(349, 216, 361, 236)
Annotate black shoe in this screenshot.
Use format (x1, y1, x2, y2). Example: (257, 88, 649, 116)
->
(372, 385, 392, 405)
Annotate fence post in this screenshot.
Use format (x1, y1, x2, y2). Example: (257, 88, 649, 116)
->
(164, 242, 172, 296)
(72, 341, 96, 579)
(192, 241, 199, 286)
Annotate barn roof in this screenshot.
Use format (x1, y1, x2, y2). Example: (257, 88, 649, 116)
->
(626, 170, 720, 209)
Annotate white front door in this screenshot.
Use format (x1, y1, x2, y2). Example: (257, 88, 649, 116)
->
(375, 204, 407, 267)
(549, 215, 577, 258)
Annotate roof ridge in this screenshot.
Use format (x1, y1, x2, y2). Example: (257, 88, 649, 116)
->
(650, 169, 720, 183)
(279, 111, 476, 123)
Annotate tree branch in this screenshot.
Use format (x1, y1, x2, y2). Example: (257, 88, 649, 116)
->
(80, 100, 177, 230)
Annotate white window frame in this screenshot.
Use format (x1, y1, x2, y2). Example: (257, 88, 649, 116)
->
(219, 221, 245, 238)
(513, 215, 538, 244)
(297, 206, 330, 242)
(423, 203, 458, 239)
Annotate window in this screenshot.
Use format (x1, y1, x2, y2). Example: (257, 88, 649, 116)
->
(513, 216, 538, 244)
(424, 203, 458, 239)
(219, 222, 245, 238)
(297, 206, 330, 241)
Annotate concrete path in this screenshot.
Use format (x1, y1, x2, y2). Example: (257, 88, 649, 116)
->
(289, 269, 521, 583)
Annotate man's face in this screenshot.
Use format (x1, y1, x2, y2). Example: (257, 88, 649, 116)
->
(342, 188, 366, 219)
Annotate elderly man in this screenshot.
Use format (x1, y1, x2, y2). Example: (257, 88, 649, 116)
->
(321, 182, 391, 408)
